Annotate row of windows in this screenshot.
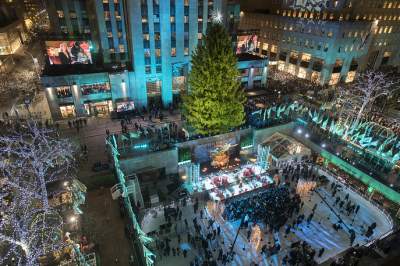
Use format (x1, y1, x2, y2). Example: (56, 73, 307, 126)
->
(382, 1, 400, 8)
(262, 44, 362, 73)
(355, 14, 400, 21)
(145, 65, 162, 74)
(376, 26, 394, 34)
(104, 11, 122, 20)
(107, 37, 125, 51)
(277, 8, 400, 23)
(247, 17, 374, 41)
(251, 19, 336, 38)
(57, 10, 88, 20)
(58, 18, 90, 34)
(261, 32, 367, 55)
(374, 41, 391, 46)
(275, 61, 357, 85)
(358, 0, 400, 8)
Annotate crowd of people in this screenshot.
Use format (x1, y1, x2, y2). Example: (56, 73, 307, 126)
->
(125, 152, 394, 266)
(150, 198, 223, 266)
(223, 185, 301, 231)
(67, 118, 88, 132)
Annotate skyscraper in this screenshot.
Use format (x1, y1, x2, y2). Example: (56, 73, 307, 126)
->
(42, 0, 240, 118)
(239, 0, 399, 85)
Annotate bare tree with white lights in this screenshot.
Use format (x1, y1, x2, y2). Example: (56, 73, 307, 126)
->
(341, 70, 399, 129)
(0, 122, 78, 265)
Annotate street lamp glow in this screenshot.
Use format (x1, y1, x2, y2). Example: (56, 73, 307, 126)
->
(321, 143, 326, 148)
(305, 133, 310, 138)
(69, 216, 77, 223)
(296, 129, 302, 134)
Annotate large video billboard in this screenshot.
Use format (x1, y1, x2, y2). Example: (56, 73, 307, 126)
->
(45, 41, 93, 65)
(236, 34, 258, 54)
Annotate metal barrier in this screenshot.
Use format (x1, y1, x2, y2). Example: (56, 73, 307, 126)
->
(316, 166, 395, 248)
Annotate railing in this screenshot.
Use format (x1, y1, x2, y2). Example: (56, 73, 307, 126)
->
(316, 165, 395, 248)
(313, 164, 396, 257)
(317, 166, 394, 225)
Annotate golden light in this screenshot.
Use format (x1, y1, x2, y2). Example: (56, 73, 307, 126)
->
(69, 216, 77, 223)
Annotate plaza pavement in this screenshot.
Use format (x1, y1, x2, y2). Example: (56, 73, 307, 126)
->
(83, 188, 131, 265)
(0, 41, 43, 115)
(56, 113, 182, 264)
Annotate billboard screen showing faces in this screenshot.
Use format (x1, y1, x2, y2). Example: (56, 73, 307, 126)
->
(236, 34, 258, 54)
(45, 41, 93, 65)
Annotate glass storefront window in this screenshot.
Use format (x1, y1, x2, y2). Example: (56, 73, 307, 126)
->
(146, 80, 162, 96)
(240, 69, 249, 77)
(297, 67, 307, 79)
(81, 83, 110, 95)
(288, 64, 296, 75)
(345, 71, 356, 83)
(329, 73, 341, 85)
(311, 71, 320, 84)
(116, 101, 135, 112)
(60, 105, 76, 118)
(278, 61, 285, 71)
(252, 67, 263, 76)
(84, 100, 113, 117)
(173, 76, 186, 94)
(56, 86, 72, 98)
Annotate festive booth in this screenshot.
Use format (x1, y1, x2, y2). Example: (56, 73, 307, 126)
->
(261, 132, 311, 167)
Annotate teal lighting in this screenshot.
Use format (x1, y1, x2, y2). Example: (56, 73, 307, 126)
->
(133, 143, 148, 149)
(320, 149, 400, 204)
(106, 136, 155, 265)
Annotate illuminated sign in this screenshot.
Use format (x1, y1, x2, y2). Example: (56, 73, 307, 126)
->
(45, 41, 93, 65)
(236, 34, 258, 54)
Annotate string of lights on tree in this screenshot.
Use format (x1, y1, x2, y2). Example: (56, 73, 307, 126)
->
(0, 122, 87, 265)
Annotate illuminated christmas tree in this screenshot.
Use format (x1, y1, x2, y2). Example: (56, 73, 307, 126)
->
(183, 23, 246, 135)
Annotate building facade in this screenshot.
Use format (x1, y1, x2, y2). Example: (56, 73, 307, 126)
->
(41, 0, 267, 120)
(239, 0, 400, 85)
(237, 53, 268, 89)
(0, 2, 26, 56)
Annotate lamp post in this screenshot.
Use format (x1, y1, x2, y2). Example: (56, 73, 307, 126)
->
(224, 213, 248, 265)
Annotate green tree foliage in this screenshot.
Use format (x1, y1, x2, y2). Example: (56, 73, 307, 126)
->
(183, 23, 246, 135)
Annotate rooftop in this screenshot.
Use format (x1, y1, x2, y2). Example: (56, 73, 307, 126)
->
(42, 62, 129, 76)
(236, 52, 266, 62)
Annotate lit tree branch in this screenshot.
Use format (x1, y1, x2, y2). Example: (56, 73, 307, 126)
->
(0, 121, 78, 265)
(338, 70, 399, 130)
